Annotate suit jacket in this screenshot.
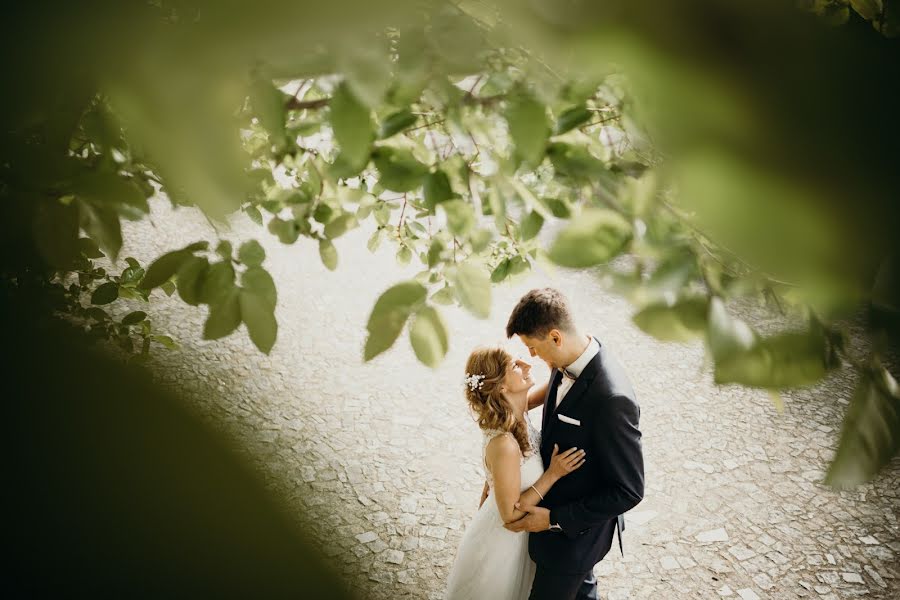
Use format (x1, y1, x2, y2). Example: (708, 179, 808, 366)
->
(528, 339, 644, 574)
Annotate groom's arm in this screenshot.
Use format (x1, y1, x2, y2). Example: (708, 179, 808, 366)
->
(527, 381, 548, 411)
(550, 394, 643, 538)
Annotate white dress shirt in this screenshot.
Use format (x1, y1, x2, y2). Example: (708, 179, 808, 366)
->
(556, 336, 600, 408)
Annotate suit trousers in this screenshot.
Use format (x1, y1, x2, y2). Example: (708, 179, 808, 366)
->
(528, 567, 600, 600)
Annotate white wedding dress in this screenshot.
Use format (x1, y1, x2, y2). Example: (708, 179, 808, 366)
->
(445, 417, 544, 600)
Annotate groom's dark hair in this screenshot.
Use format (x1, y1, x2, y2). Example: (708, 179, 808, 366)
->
(506, 288, 576, 338)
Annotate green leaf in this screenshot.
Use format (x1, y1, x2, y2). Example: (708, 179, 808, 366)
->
(91, 281, 119, 305)
(509, 256, 529, 276)
(78, 199, 122, 259)
(632, 297, 708, 342)
(506, 91, 549, 168)
(121, 311, 147, 326)
(140, 249, 192, 290)
(250, 78, 287, 148)
(78, 237, 105, 259)
(396, 245, 412, 266)
(379, 109, 418, 139)
(176, 256, 209, 306)
(547, 142, 609, 182)
(825, 366, 900, 488)
(546, 198, 571, 219)
(410, 306, 449, 367)
(364, 281, 427, 361)
(469, 228, 493, 253)
(427, 239, 445, 268)
(203, 288, 241, 340)
(242, 266, 277, 309)
(245, 205, 263, 225)
(440, 199, 476, 237)
(240, 289, 278, 354)
(72, 171, 149, 220)
(199, 261, 236, 306)
(161, 281, 176, 297)
(548, 209, 632, 268)
(238, 240, 266, 267)
(423, 170, 454, 212)
(268, 217, 300, 244)
(519, 211, 544, 242)
(491, 259, 511, 283)
(324, 213, 357, 239)
(714, 329, 830, 389)
(86, 307, 109, 321)
(554, 105, 593, 135)
(706, 297, 757, 362)
(372, 147, 428, 192)
(450, 262, 491, 319)
(152, 334, 178, 350)
(367, 229, 384, 253)
(319, 239, 338, 270)
(329, 82, 374, 173)
(431, 286, 455, 306)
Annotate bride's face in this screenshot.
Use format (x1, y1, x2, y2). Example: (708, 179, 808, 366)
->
(502, 359, 534, 396)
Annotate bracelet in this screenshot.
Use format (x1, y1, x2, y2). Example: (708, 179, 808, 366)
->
(530, 485, 544, 501)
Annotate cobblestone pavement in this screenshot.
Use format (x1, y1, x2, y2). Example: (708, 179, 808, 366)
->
(118, 199, 899, 599)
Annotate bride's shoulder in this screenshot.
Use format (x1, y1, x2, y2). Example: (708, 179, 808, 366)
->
(484, 431, 518, 458)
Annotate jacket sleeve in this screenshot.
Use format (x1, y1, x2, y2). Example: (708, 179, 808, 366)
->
(550, 394, 644, 538)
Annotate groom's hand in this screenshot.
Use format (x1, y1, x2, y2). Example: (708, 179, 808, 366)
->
(504, 503, 550, 532)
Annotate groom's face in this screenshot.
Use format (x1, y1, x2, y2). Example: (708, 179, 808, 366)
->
(517, 331, 563, 370)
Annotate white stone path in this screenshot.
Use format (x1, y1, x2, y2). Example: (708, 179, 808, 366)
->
(119, 199, 898, 599)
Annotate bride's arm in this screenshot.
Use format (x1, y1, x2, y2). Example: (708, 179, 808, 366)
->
(486, 435, 584, 524)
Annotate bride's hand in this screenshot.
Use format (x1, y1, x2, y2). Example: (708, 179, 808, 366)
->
(547, 444, 586, 480)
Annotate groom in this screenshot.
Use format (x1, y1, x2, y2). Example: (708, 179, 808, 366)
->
(503, 288, 644, 600)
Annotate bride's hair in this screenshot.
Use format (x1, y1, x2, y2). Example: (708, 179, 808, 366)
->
(464, 346, 532, 457)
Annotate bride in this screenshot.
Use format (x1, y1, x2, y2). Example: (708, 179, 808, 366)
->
(445, 346, 586, 600)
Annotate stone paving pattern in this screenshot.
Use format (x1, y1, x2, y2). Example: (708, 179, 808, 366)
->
(116, 199, 900, 599)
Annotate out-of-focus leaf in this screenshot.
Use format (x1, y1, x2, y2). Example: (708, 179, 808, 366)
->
(410, 306, 449, 367)
(491, 258, 511, 283)
(714, 329, 830, 388)
(329, 82, 374, 173)
(242, 266, 277, 309)
(706, 297, 757, 362)
(427, 239, 445, 268)
(554, 105, 593, 135)
(140, 243, 207, 290)
(324, 214, 357, 239)
(546, 142, 609, 182)
(440, 199, 475, 237)
(121, 311, 147, 326)
(364, 281, 427, 361)
(423, 170, 455, 212)
(396, 245, 412, 265)
(72, 171, 149, 220)
(176, 256, 209, 306)
(519, 211, 544, 242)
(826, 365, 900, 488)
(268, 217, 300, 244)
(238, 240, 266, 267)
(506, 90, 549, 168)
(240, 288, 278, 354)
(152, 334, 178, 349)
(33, 198, 79, 269)
(91, 281, 119, 305)
(203, 288, 241, 340)
(200, 261, 236, 306)
(78, 199, 122, 259)
(367, 229, 384, 253)
(379, 109, 418, 139)
(450, 262, 491, 318)
(319, 239, 338, 270)
(431, 285, 455, 306)
(372, 147, 428, 192)
(548, 209, 632, 268)
(250, 77, 287, 148)
(632, 297, 708, 342)
(340, 39, 393, 109)
(77, 237, 105, 259)
(545, 198, 571, 219)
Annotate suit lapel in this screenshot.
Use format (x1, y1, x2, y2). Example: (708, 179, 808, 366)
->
(541, 371, 563, 453)
(553, 351, 602, 421)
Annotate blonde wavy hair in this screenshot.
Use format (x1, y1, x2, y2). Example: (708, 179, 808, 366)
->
(464, 346, 531, 457)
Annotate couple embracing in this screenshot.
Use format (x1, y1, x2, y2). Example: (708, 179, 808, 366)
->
(445, 288, 645, 600)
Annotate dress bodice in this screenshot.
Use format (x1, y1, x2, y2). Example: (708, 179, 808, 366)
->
(482, 415, 543, 491)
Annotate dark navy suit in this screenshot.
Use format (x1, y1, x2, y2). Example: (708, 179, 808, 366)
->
(528, 339, 644, 600)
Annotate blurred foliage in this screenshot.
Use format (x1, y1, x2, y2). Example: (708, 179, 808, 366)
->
(2, 0, 900, 496)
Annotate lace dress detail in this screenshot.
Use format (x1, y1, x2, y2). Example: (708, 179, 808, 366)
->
(482, 415, 542, 490)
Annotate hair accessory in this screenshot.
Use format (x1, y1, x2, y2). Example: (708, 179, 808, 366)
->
(464, 373, 485, 391)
